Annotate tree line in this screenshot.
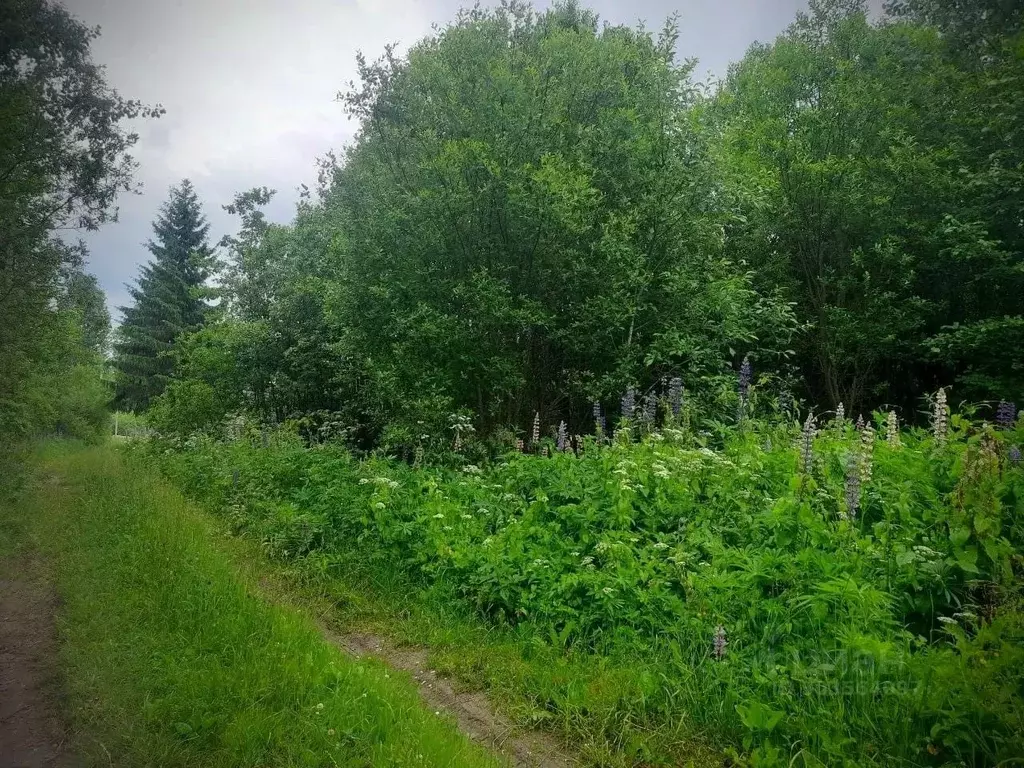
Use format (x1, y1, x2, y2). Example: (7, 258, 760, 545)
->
(12, 0, 1018, 452)
(1, 0, 162, 443)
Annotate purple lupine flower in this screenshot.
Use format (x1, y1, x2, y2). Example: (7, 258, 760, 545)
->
(621, 387, 636, 420)
(799, 413, 817, 475)
(1009, 445, 1021, 464)
(668, 377, 684, 418)
(531, 412, 540, 444)
(996, 400, 1017, 429)
(642, 392, 657, 427)
(713, 625, 728, 659)
(556, 421, 569, 452)
(593, 401, 606, 437)
(738, 355, 752, 401)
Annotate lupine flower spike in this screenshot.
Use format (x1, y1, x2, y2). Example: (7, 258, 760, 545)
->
(738, 356, 752, 401)
(855, 414, 865, 432)
(835, 402, 845, 425)
(556, 421, 569, 452)
(531, 412, 540, 445)
(713, 625, 728, 659)
(886, 411, 900, 447)
(668, 377, 683, 419)
(621, 387, 636, 421)
(515, 438, 524, 453)
(859, 422, 874, 485)
(642, 393, 657, 429)
(1010, 446, 1021, 465)
(593, 401, 605, 437)
(844, 453, 861, 520)
(933, 389, 948, 444)
(995, 400, 1017, 429)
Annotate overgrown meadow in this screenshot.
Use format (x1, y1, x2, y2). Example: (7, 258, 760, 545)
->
(148, 388, 1024, 767)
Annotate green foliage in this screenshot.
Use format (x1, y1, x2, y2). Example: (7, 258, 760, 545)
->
(114, 179, 215, 412)
(192, 2, 796, 448)
(713, 0, 1024, 412)
(0, 0, 155, 443)
(153, 403, 1024, 766)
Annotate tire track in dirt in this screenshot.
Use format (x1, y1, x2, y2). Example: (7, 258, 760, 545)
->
(331, 631, 577, 768)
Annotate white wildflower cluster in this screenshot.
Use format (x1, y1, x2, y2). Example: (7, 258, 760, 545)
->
(885, 411, 900, 447)
(933, 388, 948, 443)
(613, 458, 643, 492)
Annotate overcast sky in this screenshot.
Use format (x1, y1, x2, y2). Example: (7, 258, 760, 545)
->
(62, 0, 875, 317)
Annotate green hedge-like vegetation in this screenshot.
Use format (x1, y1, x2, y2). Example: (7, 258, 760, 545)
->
(150, 407, 1024, 767)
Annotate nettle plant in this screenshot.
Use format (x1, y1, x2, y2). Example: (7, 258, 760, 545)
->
(150, 384, 1024, 767)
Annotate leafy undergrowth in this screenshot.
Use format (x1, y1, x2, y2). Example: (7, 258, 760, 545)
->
(4, 442, 499, 768)
(148, 411, 1024, 768)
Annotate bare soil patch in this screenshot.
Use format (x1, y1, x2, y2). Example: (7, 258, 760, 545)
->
(0, 554, 76, 768)
(335, 631, 577, 768)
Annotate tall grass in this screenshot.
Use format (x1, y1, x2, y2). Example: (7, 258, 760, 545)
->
(5, 443, 498, 768)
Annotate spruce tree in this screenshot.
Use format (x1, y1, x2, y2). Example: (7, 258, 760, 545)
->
(113, 180, 213, 411)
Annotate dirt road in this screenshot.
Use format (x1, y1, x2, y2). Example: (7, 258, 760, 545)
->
(0, 554, 75, 768)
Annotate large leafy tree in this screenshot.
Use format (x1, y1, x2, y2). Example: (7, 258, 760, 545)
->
(114, 180, 214, 411)
(885, 0, 1024, 400)
(0, 0, 159, 438)
(327, 1, 794, 444)
(713, 0, 1023, 411)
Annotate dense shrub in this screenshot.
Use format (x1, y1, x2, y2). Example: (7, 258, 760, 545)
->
(149, 404, 1024, 766)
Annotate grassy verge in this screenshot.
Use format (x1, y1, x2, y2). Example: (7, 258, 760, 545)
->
(0, 442, 499, 768)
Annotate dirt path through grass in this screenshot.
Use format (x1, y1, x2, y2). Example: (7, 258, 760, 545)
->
(0, 552, 76, 768)
(333, 631, 574, 768)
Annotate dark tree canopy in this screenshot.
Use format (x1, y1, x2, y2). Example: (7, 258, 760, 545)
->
(114, 180, 214, 412)
(0, 0, 159, 440)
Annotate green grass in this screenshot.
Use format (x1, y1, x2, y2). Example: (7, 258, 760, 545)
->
(0, 442, 499, 768)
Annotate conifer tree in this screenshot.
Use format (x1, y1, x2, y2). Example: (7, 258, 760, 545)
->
(113, 180, 213, 411)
